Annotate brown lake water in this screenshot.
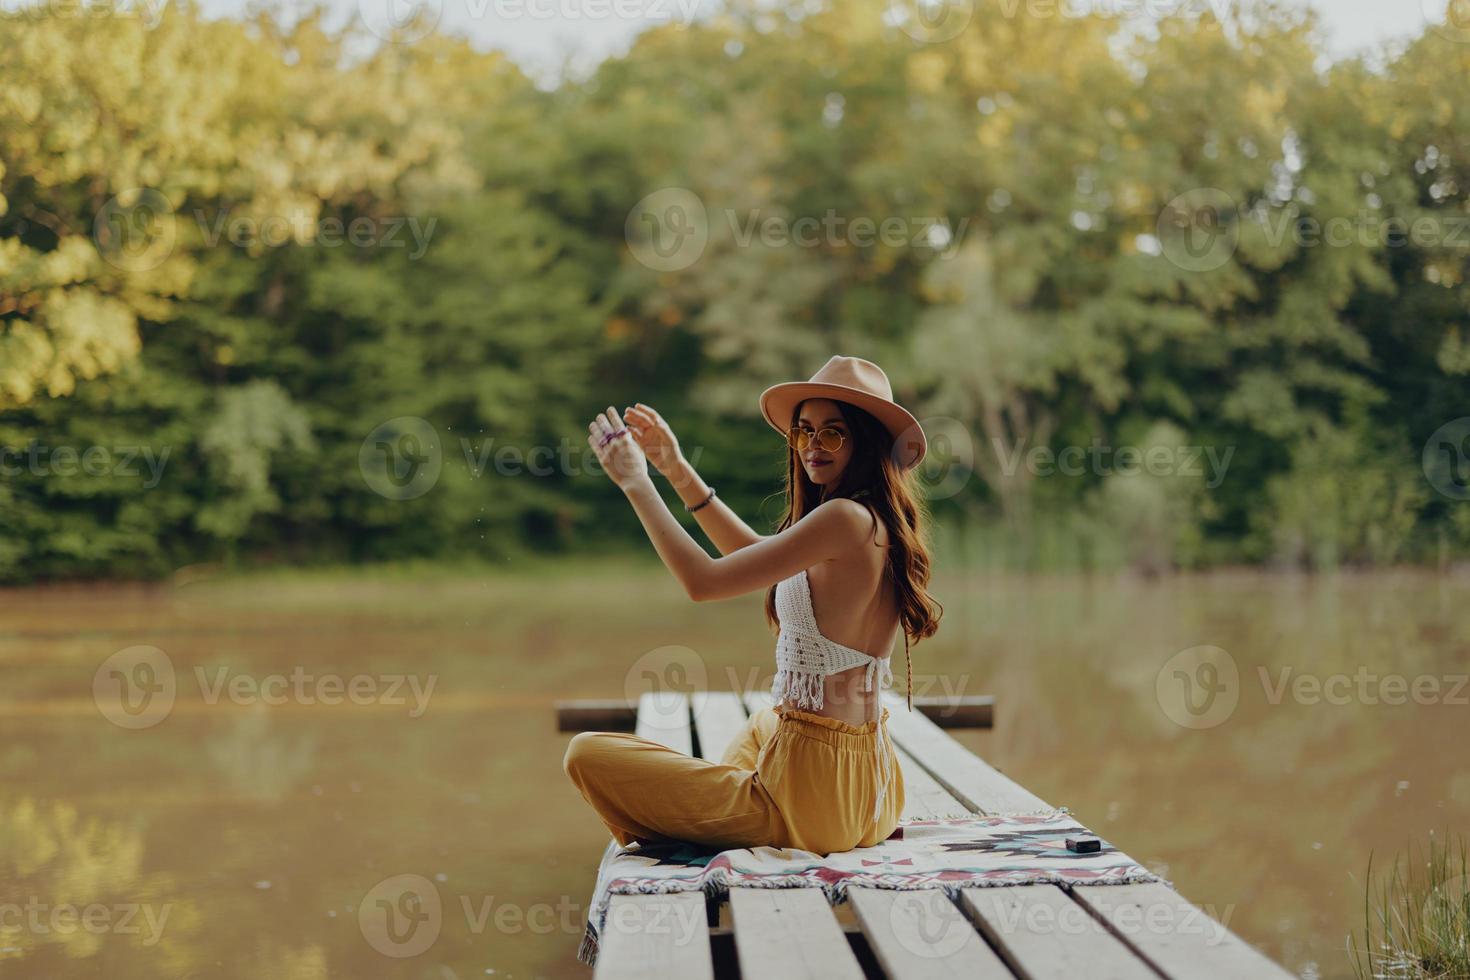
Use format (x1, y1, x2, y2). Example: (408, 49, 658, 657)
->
(1, 562, 1466, 979)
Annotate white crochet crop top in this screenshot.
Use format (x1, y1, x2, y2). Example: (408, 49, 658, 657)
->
(772, 568, 893, 709)
(770, 567, 905, 824)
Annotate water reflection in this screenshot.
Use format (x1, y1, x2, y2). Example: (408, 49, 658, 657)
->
(0, 566, 1465, 978)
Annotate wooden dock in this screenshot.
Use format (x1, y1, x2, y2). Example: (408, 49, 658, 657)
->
(567, 690, 1294, 979)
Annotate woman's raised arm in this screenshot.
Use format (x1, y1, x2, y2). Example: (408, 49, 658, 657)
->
(589, 406, 867, 601)
(625, 403, 765, 556)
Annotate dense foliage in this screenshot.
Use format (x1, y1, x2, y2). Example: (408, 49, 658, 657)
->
(1, 0, 1467, 580)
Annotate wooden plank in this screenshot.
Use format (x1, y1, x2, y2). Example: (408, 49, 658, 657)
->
(690, 690, 749, 762)
(1069, 882, 1294, 979)
(910, 694, 994, 729)
(961, 884, 1161, 980)
(595, 892, 713, 980)
(895, 742, 974, 823)
(849, 888, 1014, 980)
(635, 690, 692, 755)
(880, 690, 1049, 814)
(729, 886, 865, 979)
(558, 694, 992, 731)
(556, 699, 637, 732)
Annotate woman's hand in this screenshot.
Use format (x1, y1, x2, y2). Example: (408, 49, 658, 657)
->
(623, 403, 684, 477)
(588, 406, 650, 491)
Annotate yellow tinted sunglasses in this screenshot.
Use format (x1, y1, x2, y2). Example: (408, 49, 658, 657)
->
(787, 425, 845, 453)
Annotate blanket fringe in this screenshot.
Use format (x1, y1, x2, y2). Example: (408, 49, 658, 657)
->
(576, 922, 598, 966)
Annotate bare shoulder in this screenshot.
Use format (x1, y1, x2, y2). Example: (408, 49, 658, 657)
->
(810, 497, 881, 548)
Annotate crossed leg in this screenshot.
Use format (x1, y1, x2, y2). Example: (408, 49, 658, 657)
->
(563, 728, 788, 850)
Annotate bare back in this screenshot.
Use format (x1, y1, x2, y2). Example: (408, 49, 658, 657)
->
(794, 504, 899, 726)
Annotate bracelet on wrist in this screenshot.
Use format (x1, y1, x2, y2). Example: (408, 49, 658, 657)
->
(687, 487, 717, 513)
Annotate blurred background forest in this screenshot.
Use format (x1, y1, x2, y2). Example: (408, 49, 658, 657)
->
(2, 0, 1468, 582)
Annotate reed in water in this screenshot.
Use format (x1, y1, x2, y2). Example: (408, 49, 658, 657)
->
(1350, 830, 1469, 979)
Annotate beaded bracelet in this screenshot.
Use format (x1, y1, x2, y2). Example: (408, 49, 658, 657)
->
(687, 487, 717, 513)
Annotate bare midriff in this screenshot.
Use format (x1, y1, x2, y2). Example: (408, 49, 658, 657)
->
(776, 660, 889, 727)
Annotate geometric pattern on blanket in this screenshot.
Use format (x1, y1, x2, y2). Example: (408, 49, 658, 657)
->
(577, 808, 1172, 966)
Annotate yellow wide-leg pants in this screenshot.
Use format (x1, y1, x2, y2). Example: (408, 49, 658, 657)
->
(563, 704, 904, 857)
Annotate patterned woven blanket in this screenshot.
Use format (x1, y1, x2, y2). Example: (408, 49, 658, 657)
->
(576, 808, 1170, 966)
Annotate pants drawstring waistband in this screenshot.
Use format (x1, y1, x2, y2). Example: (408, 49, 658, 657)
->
(864, 657, 895, 824)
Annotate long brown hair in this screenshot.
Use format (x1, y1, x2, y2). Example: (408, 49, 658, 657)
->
(762, 398, 943, 710)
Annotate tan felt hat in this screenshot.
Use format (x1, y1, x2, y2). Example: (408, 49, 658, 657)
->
(758, 355, 926, 471)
